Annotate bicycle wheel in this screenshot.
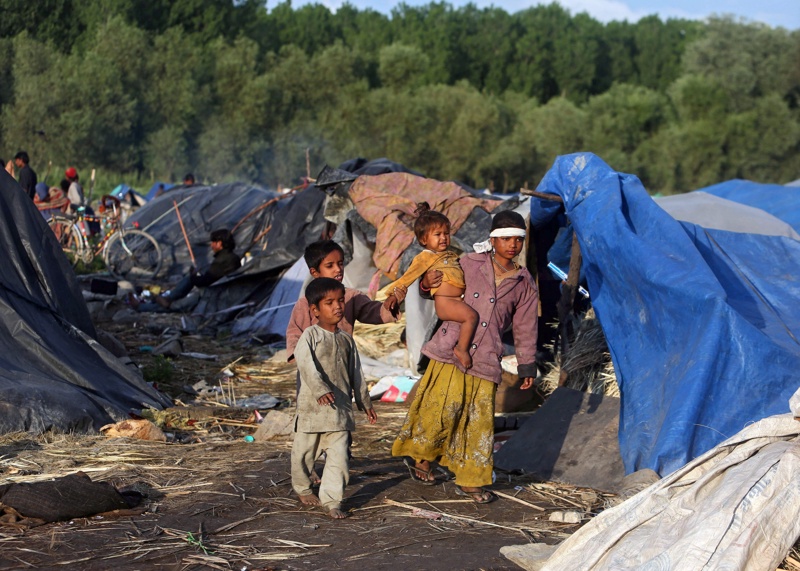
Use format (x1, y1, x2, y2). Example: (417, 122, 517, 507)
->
(103, 229, 162, 280)
(47, 215, 86, 267)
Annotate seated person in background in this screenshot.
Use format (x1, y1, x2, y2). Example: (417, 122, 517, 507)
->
(131, 228, 240, 312)
(33, 182, 70, 220)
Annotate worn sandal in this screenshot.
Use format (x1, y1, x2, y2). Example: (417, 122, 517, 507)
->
(402, 458, 438, 485)
(454, 486, 497, 504)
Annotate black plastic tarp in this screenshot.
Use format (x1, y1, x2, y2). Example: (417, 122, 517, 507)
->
(0, 170, 170, 434)
(121, 181, 330, 317)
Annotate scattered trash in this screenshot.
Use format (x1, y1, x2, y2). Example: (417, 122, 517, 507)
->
(100, 419, 167, 442)
(548, 510, 583, 524)
(243, 435, 255, 443)
(153, 335, 183, 358)
(411, 507, 444, 520)
(180, 352, 219, 361)
(252, 410, 294, 441)
(139, 345, 153, 353)
(370, 375, 418, 402)
(236, 394, 282, 409)
(183, 380, 221, 397)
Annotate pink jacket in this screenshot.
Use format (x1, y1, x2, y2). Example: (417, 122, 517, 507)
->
(422, 252, 539, 384)
(286, 287, 395, 361)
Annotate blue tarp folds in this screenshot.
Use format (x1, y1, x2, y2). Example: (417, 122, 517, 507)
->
(700, 179, 800, 234)
(535, 153, 800, 476)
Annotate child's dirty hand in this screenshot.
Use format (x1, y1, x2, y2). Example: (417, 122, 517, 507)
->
(365, 408, 378, 424)
(392, 285, 408, 305)
(317, 392, 335, 406)
(421, 269, 443, 290)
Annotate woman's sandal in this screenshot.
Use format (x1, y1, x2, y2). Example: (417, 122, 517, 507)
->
(402, 458, 438, 485)
(454, 486, 497, 504)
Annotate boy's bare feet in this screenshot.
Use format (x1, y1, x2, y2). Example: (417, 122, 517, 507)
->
(298, 493, 321, 506)
(328, 508, 347, 519)
(454, 346, 472, 370)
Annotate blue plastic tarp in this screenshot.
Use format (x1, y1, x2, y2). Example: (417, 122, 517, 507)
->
(699, 179, 800, 235)
(536, 153, 800, 476)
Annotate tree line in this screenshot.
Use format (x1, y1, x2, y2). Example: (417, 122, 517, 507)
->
(0, 0, 798, 194)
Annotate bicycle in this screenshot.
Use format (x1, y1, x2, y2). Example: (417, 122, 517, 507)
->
(48, 195, 163, 280)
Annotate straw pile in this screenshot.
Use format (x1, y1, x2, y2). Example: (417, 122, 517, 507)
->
(540, 309, 619, 397)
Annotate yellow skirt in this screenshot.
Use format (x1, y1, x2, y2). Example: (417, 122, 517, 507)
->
(391, 360, 496, 488)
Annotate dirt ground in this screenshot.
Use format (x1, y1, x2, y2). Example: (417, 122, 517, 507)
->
(0, 298, 601, 571)
(1, 294, 798, 571)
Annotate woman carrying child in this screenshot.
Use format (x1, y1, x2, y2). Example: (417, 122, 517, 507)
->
(392, 210, 538, 503)
(382, 202, 478, 369)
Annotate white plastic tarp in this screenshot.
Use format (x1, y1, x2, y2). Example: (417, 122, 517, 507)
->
(502, 388, 800, 571)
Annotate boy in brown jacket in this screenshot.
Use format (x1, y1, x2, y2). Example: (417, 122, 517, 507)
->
(285, 240, 406, 362)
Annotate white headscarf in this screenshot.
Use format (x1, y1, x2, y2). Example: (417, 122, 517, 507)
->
(473, 227, 527, 253)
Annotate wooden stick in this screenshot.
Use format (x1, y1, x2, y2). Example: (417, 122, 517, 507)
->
(383, 499, 521, 531)
(173, 200, 196, 266)
(492, 489, 545, 511)
(520, 187, 564, 203)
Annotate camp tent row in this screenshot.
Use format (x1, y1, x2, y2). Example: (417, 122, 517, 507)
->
(2, 155, 798, 490)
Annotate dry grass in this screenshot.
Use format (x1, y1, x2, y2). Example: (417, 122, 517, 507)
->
(2, 303, 797, 570)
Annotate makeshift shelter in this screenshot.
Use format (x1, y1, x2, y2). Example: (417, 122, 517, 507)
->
(304, 161, 527, 370)
(698, 179, 800, 234)
(124, 180, 329, 319)
(110, 183, 147, 207)
(654, 191, 800, 239)
(230, 158, 428, 344)
(0, 170, 170, 434)
(502, 390, 800, 571)
(533, 153, 800, 476)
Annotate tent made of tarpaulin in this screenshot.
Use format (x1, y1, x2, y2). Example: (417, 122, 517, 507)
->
(654, 191, 800, 240)
(110, 184, 147, 207)
(0, 170, 170, 434)
(534, 153, 800, 476)
(125, 181, 329, 318)
(232, 158, 426, 343)
(698, 179, 800, 234)
(319, 164, 525, 370)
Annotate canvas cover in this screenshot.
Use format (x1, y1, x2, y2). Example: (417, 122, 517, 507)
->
(654, 191, 800, 239)
(122, 181, 328, 318)
(0, 170, 170, 434)
(503, 406, 800, 571)
(534, 153, 800, 476)
(699, 179, 800, 234)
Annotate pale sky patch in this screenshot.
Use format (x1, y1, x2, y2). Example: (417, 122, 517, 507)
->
(285, 0, 799, 29)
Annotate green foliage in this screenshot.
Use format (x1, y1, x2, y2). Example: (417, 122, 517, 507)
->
(1, 2, 798, 196)
(142, 355, 174, 386)
(378, 43, 430, 89)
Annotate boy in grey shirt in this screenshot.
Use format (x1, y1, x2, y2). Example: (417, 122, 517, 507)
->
(291, 277, 377, 518)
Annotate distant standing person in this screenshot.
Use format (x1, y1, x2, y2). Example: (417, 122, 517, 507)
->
(14, 151, 37, 199)
(64, 167, 85, 212)
(183, 173, 195, 186)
